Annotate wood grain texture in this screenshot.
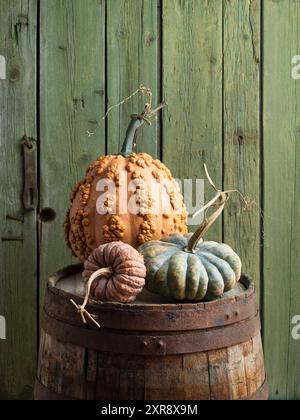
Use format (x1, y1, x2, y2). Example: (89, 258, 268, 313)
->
(36, 329, 266, 400)
(38, 331, 86, 399)
(162, 0, 223, 237)
(227, 343, 248, 399)
(39, 0, 106, 302)
(223, 0, 261, 292)
(0, 0, 37, 399)
(252, 333, 265, 390)
(208, 349, 231, 400)
(181, 353, 211, 400)
(263, 0, 300, 400)
(106, 0, 160, 156)
(208, 333, 264, 400)
(243, 339, 258, 395)
(98, 352, 146, 400)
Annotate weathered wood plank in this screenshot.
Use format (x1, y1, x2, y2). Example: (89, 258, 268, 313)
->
(84, 349, 98, 399)
(162, 0, 223, 237)
(144, 355, 184, 400)
(223, 0, 261, 293)
(38, 331, 87, 399)
(263, 0, 300, 400)
(208, 349, 231, 400)
(97, 352, 121, 400)
(0, 0, 37, 399)
(119, 369, 145, 400)
(39, 0, 106, 302)
(227, 343, 248, 399)
(182, 353, 211, 400)
(252, 333, 265, 390)
(242, 339, 257, 396)
(96, 352, 146, 400)
(106, 0, 160, 156)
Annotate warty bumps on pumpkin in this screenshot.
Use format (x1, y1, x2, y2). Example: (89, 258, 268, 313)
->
(64, 115, 187, 262)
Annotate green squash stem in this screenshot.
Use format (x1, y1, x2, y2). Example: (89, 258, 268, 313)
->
(185, 192, 228, 253)
(120, 116, 145, 156)
(120, 102, 166, 156)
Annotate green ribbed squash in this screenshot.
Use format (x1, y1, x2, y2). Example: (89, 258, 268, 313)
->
(139, 193, 242, 301)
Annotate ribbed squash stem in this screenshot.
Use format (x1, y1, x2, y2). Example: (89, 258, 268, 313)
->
(186, 192, 228, 253)
(120, 117, 145, 156)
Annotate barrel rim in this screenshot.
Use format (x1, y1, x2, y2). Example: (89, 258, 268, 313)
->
(41, 309, 261, 355)
(45, 264, 257, 331)
(47, 263, 255, 311)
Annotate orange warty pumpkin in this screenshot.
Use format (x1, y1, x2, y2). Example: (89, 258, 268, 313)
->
(64, 115, 188, 262)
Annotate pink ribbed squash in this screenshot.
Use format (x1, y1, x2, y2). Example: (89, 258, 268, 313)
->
(83, 241, 146, 303)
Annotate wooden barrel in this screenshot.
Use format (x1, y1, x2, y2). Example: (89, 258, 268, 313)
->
(35, 264, 268, 400)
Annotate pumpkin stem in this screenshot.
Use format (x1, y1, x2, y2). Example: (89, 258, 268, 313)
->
(186, 164, 245, 252)
(186, 193, 228, 253)
(70, 267, 113, 328)
(186, 164, 251, 253)
(120, 116, 145, 156)
(120, 101, 167, 156)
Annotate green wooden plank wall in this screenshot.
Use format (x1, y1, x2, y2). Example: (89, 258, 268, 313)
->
(0, 0, 299, 400)
(162, 0, 223, 241)
(39, 0, 106, 305)
(107, 0, 160, 156)
(263, 0, 300, 400)
(223, 0, 261, 295)
(0, 0, 37, 399)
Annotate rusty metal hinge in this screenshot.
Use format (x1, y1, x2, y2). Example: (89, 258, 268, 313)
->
(22, 135, 38, 210)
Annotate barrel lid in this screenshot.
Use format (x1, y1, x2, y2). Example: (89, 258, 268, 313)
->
(44, 264, 257, 331)
(52, 264, 249, 306)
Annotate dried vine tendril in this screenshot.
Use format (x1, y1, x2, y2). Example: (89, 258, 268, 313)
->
(192, 164, 255, 220)
(87, 84, 155, 137)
